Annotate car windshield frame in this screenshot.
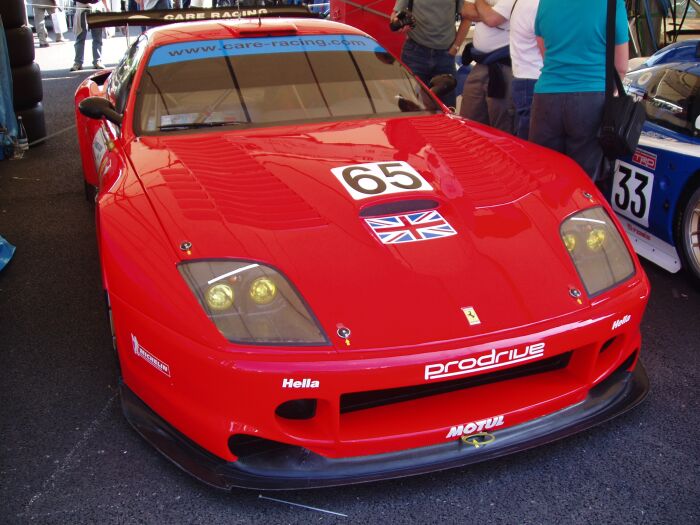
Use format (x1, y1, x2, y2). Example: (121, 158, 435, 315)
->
(132, 34, 441, 136)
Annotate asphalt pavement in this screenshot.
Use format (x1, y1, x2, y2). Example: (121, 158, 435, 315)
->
(0, 32, 698, 525)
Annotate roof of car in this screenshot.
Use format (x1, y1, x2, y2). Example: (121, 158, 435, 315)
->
(145, 18, 369, 47)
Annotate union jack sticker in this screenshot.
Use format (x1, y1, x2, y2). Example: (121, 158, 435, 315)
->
(365, 210, 457, 244)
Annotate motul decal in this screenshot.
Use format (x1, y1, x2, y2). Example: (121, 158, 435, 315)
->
(446, 415, 505, 438)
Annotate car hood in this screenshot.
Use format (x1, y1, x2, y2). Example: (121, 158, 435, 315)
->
(130, 114, 596, 350)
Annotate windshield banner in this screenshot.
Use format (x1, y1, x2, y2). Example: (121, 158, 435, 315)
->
(149, 35, 385, 66)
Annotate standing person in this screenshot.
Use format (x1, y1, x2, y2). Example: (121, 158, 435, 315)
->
(509, 0, 541, 139)
(71, 0, 109, 71)
(458, 0, 516, 134)
(391, 0, 468, 110)
(33, 0, 66, 47)
(137, 0, 172, 10)
(529, 0, 629, 180)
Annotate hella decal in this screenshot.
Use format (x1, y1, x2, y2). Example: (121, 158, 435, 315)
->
(131, 334, 170, 377)
(425, 343, 545, 381)
(282, 378, 319, 389)
(612, 314, 631, 330)
(446, 415, 505, 439)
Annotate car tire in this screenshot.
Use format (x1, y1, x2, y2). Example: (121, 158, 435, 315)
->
(678, 183, 700, 289)
(0, 0, 28, 29)
(5, 26, 35, 68)
(15, 102, 46, 144)
(12, 62, 44, 111)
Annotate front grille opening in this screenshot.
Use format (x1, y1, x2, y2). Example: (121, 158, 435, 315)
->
(229, 434, 298, 459)
(340, 351, 573, 414)
(275, 399, 317, 420)
(600, 337, 616, 353)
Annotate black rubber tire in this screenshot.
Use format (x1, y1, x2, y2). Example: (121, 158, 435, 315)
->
(678, 183, 700, 289)
(16, 102, 47, 144)
(12, 62, 43, 111)
(0, 0, 28, 29)
(5, 26, 35, 68)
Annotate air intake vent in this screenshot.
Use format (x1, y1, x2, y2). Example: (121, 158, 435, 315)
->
(340, 351, 572, 414)
(360, 199, 439, 217)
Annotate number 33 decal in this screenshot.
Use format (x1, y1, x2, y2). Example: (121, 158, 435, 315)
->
(612, 160, 654, 228)
(331, 161, 432, 200)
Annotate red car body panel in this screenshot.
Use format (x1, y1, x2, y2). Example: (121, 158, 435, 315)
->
(75, 14, 650, 489)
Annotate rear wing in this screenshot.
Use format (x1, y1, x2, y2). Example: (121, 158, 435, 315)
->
(86, 6, 319, 29)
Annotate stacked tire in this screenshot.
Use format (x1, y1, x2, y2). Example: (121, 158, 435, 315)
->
(1, 0, 46, 144)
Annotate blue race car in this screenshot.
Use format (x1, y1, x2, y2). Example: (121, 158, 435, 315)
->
(611, 60, 700, 287)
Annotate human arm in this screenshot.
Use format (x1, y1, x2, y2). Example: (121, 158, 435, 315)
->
(460, 1, 481, 22)
(536, 36, 545, 57)
(614, 42, 628, 80)
(450, 15, 472, 56)
(475, 0, 507, 27)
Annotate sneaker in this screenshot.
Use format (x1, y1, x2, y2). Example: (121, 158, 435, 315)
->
(39, 42, 49, 48)
(70, 63, 82, 71)
(93, 61, 105, 70)
(55, 37, 65, 43)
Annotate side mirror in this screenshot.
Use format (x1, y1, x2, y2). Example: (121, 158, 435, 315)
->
(79, 96, 123, 126)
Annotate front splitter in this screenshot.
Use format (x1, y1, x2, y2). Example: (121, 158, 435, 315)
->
(120, 361, 649, 490)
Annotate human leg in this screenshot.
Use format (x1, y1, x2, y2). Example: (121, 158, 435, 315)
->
(459, 64, 489, 124)
(529, 93, 566, 153)
(485, 64, 515, 134)
(512, 77, 537, 140)
(91, 27, 104, 67)
(73, 10, 88, 68)
(34, 6, 49, 45)
(401, 39, 433, 88)
(563, 92, 606, 179)
(431, 49, 457, 109)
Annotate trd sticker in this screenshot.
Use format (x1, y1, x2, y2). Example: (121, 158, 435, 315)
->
(612, 160, 655, 228)
(131, 334, 171, 377)
(365, 210, 456, 244)
(632, 148, 657, 171)
(331, 161, 432, 200)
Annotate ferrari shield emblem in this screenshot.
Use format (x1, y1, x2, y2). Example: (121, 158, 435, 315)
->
(462, 307, 481, 326)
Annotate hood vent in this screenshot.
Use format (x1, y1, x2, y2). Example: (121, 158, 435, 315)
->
(360, 199, 439, 218)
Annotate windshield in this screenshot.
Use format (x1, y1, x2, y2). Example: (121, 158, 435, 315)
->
(134, 34, 439, 134)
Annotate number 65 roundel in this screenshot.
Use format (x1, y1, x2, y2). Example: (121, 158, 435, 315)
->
(331, 161, 433, 200)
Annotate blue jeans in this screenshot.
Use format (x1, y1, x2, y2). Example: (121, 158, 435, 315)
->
(511, 77, 536, 140)
(529, 91, 606, 180)
(74, 10, 102, 66)
(401, 38, 457, 109)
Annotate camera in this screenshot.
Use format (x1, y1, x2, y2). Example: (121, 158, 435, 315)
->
(389, 9, 416, 32)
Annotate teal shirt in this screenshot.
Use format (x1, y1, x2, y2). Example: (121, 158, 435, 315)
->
(534, 0, 628, 93)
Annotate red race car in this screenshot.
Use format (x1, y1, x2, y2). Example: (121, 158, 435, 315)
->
(76, 6, 650, 490)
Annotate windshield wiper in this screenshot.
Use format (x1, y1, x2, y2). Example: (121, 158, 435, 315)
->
(158, 121, 242, 131)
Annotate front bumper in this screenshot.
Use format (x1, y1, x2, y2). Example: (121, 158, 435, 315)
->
(120, 358, 649, 490)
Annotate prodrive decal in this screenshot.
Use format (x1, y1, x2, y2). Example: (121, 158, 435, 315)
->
(425, 343, 545, 381)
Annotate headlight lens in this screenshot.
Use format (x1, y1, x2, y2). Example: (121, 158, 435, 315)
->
(178, 260, 328, 346)
(560, 207, 635, 296)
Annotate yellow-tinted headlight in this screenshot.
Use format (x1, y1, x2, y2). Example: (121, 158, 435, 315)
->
(586, 228, 606, 251)
(249, 277, 277, 305)
(206, 283, 234, 311)
(562, 233, 577, 253)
